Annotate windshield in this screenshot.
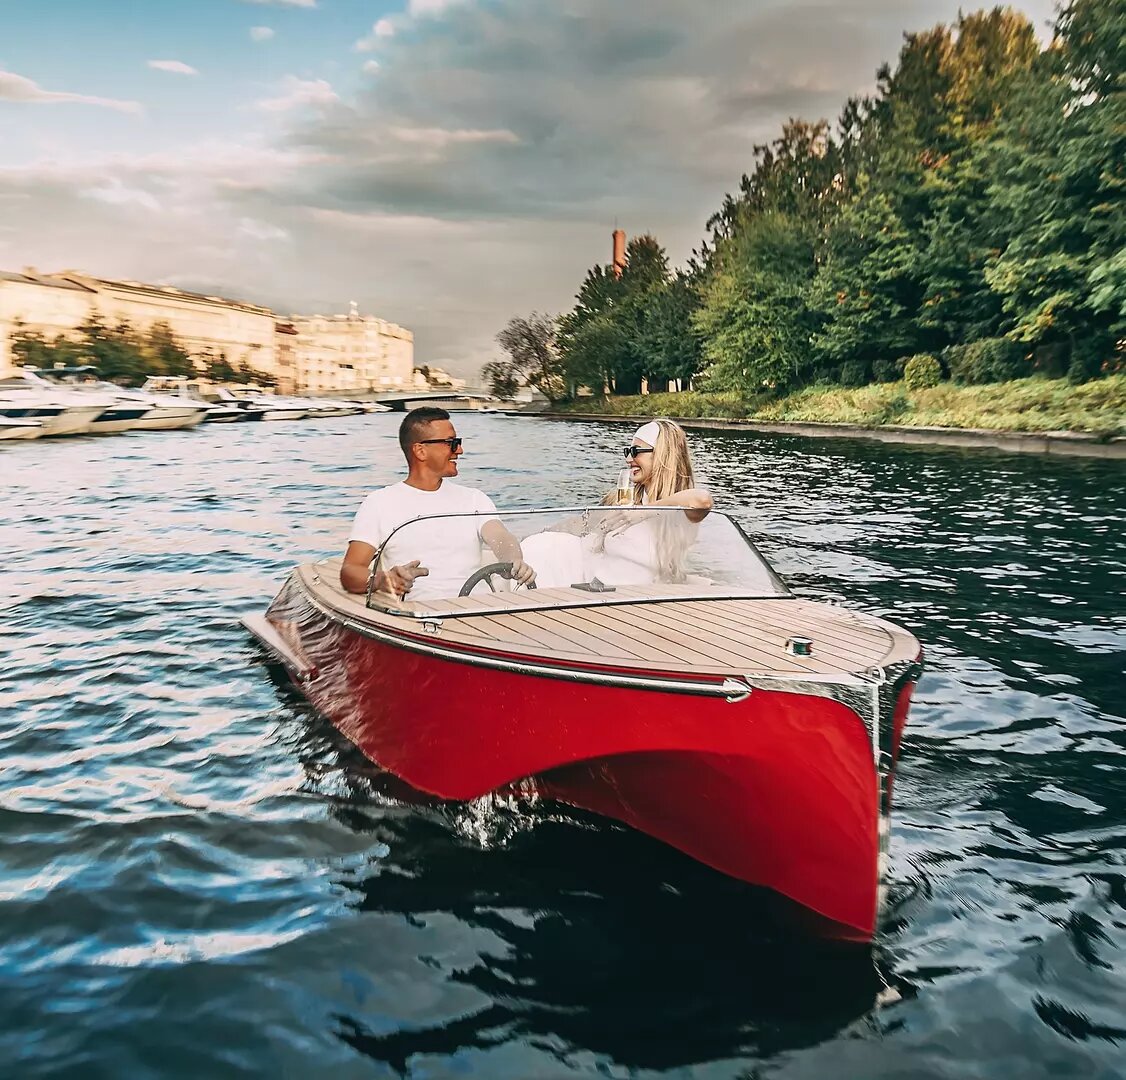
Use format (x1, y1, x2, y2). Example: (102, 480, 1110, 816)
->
(365, 506, 789, 616)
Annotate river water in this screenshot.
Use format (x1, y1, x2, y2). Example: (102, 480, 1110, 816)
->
(1, 413, 1123, 1079)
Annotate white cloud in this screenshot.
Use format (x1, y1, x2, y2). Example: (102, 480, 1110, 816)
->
(389, 126, 520, 147)
(240, 0, 316, 8)
(81, 179, 163, 213)
(237, 217, 290, 242)
(249, 26, 276, 42)
(408, 0, 468, 15)
(354, 17, 398, 51)
(0, 68, 142, 114)
(362, 60, 381, 74)
(254, 76, 338, 113)
(147, 60, 199, 76)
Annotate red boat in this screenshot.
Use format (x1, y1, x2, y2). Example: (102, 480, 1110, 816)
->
(245, 506, 922, 942)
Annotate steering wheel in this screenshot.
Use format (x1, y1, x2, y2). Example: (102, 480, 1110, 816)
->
(458, 561, 537, 597)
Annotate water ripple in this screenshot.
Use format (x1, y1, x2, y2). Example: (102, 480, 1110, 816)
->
(2, 416, 1124, 1078)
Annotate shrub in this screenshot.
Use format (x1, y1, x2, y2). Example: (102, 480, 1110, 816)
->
(871, 357, 901, 383)
(946, 337, 1024, 385)
(839, 360, 870, 388)
(903, 354, 942, 390)
(1066, 338, 1103, 385)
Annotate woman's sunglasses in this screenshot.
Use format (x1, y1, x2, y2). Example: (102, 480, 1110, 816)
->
(419, 437, 463, 451)
(623, 446, 655, 459)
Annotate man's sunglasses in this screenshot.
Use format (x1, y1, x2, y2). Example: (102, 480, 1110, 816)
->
(419, 437, 463, 451)
(623, 445, 655, 459)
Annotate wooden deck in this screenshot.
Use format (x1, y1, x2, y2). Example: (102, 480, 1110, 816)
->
(300, 560, 919, 678)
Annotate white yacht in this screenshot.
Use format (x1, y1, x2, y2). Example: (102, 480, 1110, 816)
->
(36, 368, 210, 432)
(0, 372, 113, 436)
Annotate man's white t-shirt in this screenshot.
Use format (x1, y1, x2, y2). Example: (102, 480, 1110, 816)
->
(348, 481, 499, 601)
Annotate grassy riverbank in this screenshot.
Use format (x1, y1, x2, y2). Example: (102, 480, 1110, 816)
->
(554, 375, 1126, 437)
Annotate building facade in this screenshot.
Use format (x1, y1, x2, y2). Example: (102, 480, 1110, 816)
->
(0, 268, 416, 396)
(289, 303, 414, 396)
(0, 267, 277, 379)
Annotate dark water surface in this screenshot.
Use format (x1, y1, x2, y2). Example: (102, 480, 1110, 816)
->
(2, 415, 1124, 1079)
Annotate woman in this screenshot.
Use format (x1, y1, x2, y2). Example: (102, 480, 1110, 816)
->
(586, 419, 712, 584)
(526, 419, 712, 587)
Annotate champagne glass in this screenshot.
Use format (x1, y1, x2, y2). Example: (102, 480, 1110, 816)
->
(615, 466, 635, 506)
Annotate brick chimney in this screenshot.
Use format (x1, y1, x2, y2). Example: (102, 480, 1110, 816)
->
(611, 228, 626, 278)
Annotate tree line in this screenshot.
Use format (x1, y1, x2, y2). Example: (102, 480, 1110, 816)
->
(11, 314, 275, 388)
(486, 0, 1123, 401)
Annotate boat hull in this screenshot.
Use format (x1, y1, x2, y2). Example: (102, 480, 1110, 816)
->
(256, 576, 918, 941)
(0, 419, 42, 440)
(131, 408, 209, 431)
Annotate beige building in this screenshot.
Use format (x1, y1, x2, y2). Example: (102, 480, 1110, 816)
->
(0, 270, 96, 373)
(0, 267, 277, 380)
(290, 303, 414, 395)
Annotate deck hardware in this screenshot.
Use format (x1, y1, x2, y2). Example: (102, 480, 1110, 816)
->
(787, 636, 813, 657)
(421, 620, 443, 635)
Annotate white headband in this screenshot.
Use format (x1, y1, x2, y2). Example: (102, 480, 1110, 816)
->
(633, 421, 662, 448)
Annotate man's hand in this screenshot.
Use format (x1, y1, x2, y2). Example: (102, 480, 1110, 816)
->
(383, 560, 429, 596)
(508, 558, 536, 588)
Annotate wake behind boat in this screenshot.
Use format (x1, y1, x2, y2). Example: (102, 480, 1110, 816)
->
(246, 506, 923, 942)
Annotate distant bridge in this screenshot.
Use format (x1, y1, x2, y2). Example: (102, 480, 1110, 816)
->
(368, 389, 497, 412)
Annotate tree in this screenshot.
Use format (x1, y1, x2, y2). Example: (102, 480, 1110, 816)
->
(557, 264, 627, 394)
(695, 212, 818, 390)
(980, 0, 1125, 375)
(205, 350, 237, 384)
(493, 313, 566, 401)
(637, 273, 703, 388)
(809, 187, 923, 376)
(481, 360, 519, 399)
(147, 321, 195, 377)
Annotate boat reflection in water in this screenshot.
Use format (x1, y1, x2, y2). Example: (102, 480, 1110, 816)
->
(247, 506, 923, 943)
(267, 672, 914, 1073)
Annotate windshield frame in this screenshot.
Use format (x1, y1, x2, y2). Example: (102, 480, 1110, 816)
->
(362, 505, 791, 617)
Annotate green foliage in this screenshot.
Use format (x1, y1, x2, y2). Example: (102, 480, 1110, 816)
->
(694, 212, 816, 390)
(903, 353, 942, 389)
(557, 235, 700, 396)
(557, 375, 1126, 436)
(945, 337, 1024, 384)
(871, 357, 902, 382)
(481, 360, 519, 399)
(839, 361, 870, 388)
(492, 312, 566, 402)
(522, 2, 1121, 404)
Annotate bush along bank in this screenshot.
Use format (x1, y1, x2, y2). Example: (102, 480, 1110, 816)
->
(552, 375, 1126, 440)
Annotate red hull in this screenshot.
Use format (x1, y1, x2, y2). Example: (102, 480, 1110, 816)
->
(262, 581, 916, 941)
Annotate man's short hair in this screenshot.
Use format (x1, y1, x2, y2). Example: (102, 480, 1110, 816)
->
(399, 406, 451, 456)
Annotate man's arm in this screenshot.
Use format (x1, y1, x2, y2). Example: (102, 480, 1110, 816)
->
(340, 541, 428, 596)
(480, 520, 536, 586)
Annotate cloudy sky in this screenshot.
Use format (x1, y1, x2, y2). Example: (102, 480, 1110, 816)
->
(0, 0, 1055, 376)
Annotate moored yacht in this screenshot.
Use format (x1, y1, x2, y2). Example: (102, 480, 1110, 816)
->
(0, 372, 111, 436)
(35, 368, 210, 431)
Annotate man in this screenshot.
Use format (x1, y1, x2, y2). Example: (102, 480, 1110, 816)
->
(340, 406, 536, 600)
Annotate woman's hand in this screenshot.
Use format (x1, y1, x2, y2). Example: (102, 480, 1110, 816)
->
(595, 508, 655, 539)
